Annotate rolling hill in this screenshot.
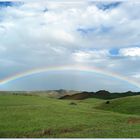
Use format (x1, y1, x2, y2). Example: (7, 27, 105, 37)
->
(97, 95, 140, 115)
(0, 92, 140, 138)
(60, 90, 140, 100)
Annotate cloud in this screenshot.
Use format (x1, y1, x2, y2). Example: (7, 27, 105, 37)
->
(0, 1, 140, 91)
(119, 47, 140, 57)
(94, 1, 122, 11)
(72, 50, 109, 62)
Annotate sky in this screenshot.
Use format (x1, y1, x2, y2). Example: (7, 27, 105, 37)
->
(0, 0, 140, 92)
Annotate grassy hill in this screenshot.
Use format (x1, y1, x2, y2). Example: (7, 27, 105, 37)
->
(97, 95, 140, 115)
(0, 93, 140, 138)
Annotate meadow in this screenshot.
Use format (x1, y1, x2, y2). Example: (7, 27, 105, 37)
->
(0, 93, 140, 138)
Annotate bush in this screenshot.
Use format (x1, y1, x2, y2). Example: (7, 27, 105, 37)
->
(105, 101, 110, 104)
(69, 102, 77, 105)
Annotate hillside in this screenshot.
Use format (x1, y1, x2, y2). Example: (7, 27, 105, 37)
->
(60, 90, 140, 100)
(1, 90, 140, 100)
(60, 92, 93, 100)
(0, 89, 79, 98)
(0, 93, 140, 138)
(97, 95, 140, 115)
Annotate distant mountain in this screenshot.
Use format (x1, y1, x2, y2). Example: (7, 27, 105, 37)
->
(60, 92, 94, 100)
(0, 89, 80, 99)
(1, 89, 140, 100)
(60, 90, 140, 100)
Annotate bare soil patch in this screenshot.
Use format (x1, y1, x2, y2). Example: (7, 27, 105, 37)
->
(127, 118, 140, 124)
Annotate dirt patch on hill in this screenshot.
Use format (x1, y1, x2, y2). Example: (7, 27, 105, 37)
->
(127, 118, 140, 124)
(40, 128, 75, 136)
(24, 125, 87, 138)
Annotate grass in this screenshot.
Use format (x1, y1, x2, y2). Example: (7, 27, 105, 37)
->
(97, 95, 140, 115)
(0, 94, 140, 138)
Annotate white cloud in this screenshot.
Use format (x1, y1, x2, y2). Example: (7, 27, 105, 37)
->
(119, 47, 140, 57)
(0, 1, 140, 91)
(72, 50, 109, 62)
(132, 74, 140, 78)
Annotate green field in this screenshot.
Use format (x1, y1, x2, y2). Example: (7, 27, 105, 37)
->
(0, 94, 140, 138)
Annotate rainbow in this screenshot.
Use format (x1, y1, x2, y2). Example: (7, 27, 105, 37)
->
(0, 64, 139, 88)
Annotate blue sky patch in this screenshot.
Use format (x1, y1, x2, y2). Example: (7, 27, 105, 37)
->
(0, 2, 14, 7)
(0, 1, 22, 8)
(77, 27, 96, 35)
(99, 25, 113, 34)
(95, 2, 121, 11)
(109, 48, 119, 56)
(77, 25, 112, 36)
